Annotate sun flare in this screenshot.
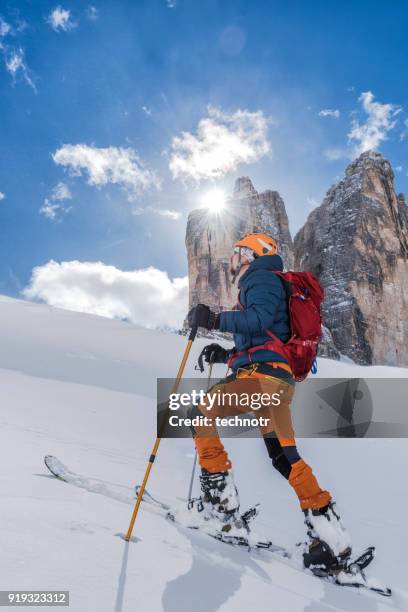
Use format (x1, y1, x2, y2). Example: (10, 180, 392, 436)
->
(200, 189, 227, 214)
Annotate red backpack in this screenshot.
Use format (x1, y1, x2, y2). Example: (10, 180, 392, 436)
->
(228, 271, 324, 382)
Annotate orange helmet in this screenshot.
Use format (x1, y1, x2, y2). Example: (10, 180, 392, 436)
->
(234, 233, 278, 257)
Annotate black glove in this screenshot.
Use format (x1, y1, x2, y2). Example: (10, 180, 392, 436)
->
(196, 343, 231, 372)
(187, 304, 219, 330)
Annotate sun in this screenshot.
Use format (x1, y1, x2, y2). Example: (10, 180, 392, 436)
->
(200, 188, 227, 214)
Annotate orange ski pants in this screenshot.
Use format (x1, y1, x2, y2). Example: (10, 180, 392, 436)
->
(193, 367, 331, 511)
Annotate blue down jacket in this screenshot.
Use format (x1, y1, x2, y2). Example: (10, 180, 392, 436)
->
(218, 254, 291, 370)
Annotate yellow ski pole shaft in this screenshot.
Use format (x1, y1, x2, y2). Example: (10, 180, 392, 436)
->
(124, 326, 198, 542)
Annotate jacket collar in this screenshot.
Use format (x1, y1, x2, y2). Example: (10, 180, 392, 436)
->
(238, 254, 284, 285)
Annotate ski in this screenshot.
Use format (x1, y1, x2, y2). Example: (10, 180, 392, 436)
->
(44, 455, 156, 508)
(306, 545, 392, 596)
(169, 505, 391, 596)
(44, 455, 392, 597)
(44, 455, 290, 556)
(166, 500, 290, 557)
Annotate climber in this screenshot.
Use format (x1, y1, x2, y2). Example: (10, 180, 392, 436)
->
(186, 232, 351, 571)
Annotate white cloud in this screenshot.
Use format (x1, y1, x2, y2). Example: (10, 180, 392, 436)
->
(47, 6, 75, 31)
(23, 261, 188, 329)
(395, 166, 402, 173)
(323, 147, 349, 161)
(169, 106, 270, 182)
(0, 191, 6, 201)
(53, 144, 160, 200)
(318, 109, 340, 118)
(51, 181, 72, 201)
(131, 206, 181, 220)
(40, 182, 72, 221)
(5, 48, 24, 73)
(86, 5, 99, 20)
(0, 17, 36, 91)
(150, 207, 181, 220)
(166, 0, 176, 7)
(400, 118, 408, 141)
(39, 200, 62, 220)
(0, 16, 11, 37)
(3, 46, 36, 91)
(142, 105, 152, 116)
(348, 91, 401, 155)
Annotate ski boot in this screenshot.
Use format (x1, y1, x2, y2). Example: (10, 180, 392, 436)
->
(302, 501, 352, 575)
(194, 469, 246, 536)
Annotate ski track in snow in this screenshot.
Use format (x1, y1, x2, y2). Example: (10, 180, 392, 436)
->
(1, 296, 408, 612)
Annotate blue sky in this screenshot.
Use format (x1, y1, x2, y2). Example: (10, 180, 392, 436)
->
(1, 0, 407, 326)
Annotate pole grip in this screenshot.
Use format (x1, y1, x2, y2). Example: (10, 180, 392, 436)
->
(189, 325, 198, 341)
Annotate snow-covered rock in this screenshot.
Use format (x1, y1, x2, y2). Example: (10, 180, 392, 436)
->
(294, 151, 408, 366)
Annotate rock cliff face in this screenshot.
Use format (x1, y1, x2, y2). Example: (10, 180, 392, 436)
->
(186, 177, 294, 312)
(294, 151, 408, 366)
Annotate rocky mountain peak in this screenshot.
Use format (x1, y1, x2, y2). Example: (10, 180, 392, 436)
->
(233, 176, 257, 198)
(346, 150, 393, 179)
(294, 152, 408, 366)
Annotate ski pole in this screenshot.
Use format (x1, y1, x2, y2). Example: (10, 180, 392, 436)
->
(124, 326, 198, 542)
(187, 452, 197, 507)
(187, 361, 213, 506)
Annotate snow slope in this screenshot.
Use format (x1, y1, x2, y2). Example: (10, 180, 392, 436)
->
(1, 295, 408, 612)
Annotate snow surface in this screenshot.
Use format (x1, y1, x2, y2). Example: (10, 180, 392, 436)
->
(1, 296, 408, 612)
